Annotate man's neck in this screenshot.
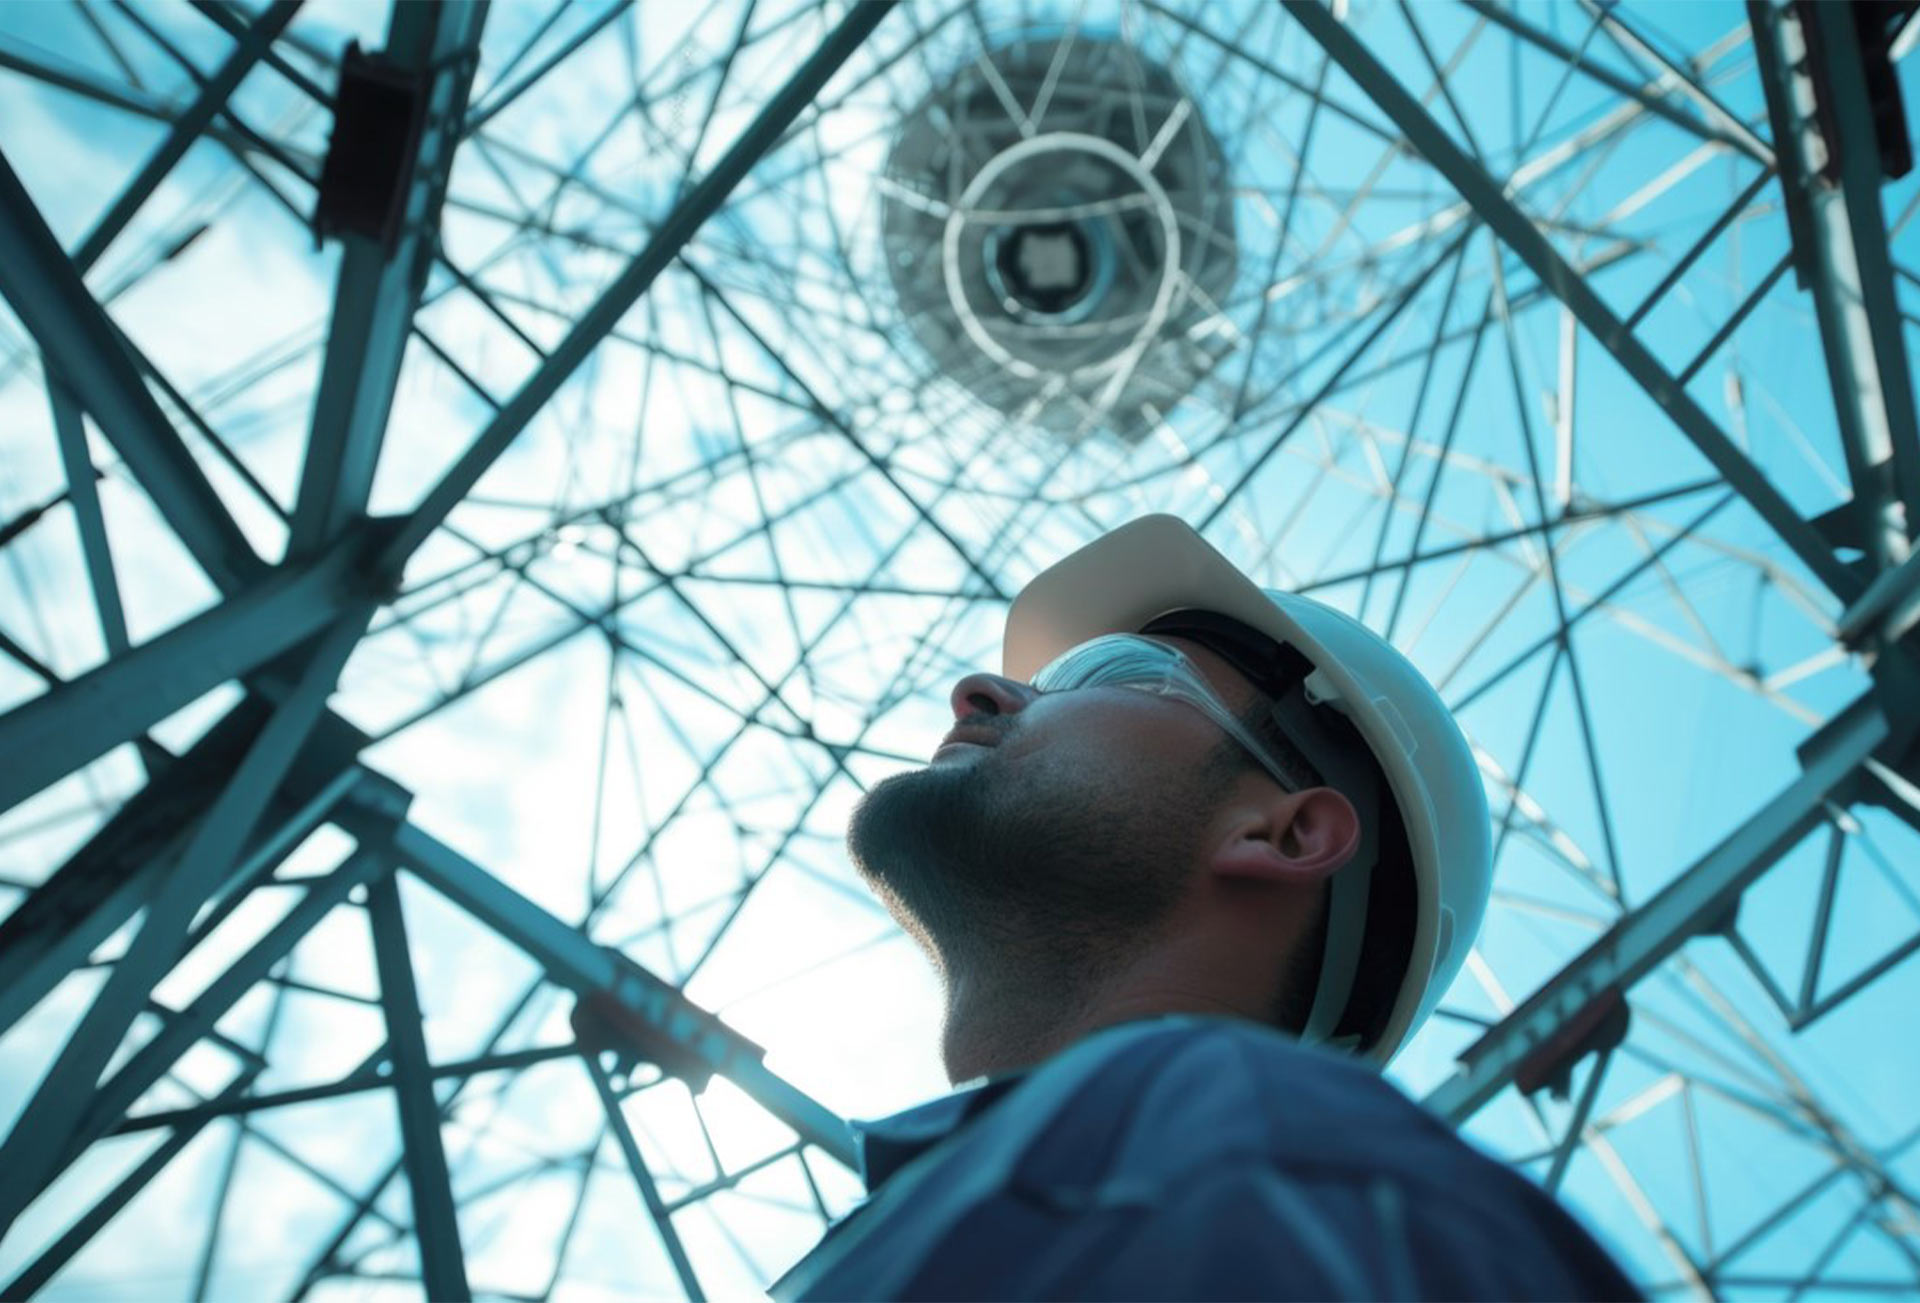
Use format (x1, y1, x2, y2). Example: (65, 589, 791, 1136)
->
(940, 975, 1090, 1085)
(937, 961, 1254, 1084)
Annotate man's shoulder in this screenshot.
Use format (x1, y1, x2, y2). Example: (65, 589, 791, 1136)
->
(1000, 1017, 1641, 1296)
(778, 1017, 1644, 1300)
(1020, 1016, 1495, 1190)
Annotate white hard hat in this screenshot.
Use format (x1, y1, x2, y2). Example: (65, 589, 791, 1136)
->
(1003, 514, 1492, 1065)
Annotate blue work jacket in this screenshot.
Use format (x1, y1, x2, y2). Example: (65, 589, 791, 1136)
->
(770, 1015, 1642, 1301)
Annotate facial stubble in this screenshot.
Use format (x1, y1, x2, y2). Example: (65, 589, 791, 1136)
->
(845, 743, 1216, 1001)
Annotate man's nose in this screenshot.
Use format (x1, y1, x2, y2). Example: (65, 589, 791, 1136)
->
(950, 672, 1036, 721)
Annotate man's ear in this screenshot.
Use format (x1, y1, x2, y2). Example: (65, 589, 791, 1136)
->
(1209, 786, 1359, 886)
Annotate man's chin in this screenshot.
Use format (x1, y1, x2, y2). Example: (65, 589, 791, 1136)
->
(846, 761, 973, 889)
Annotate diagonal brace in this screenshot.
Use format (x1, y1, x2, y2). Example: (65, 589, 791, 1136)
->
(43, 848, 386, 1185)
(69, 0, 303, 273)
(0, 146, 263, 593)
(371, 811, 857, 1170)
(1425, 692, 1888, 1124)
(367, 867, 472, 1302)
(1287, 0, 1865, 605)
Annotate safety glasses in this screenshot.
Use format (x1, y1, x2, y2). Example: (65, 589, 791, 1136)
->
(1029, 633, 1309, 793)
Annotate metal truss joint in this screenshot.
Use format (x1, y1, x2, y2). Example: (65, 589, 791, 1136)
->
(1796, 691, 1892, 782)
(1792, 0, 1920, 183)
(1838, 543, 1920, 654)
(313, 43, 433, 252)
(1513, 987, 1631, 1103)
(344, 763, 416, 828)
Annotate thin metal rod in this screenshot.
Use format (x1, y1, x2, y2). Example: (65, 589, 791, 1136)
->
(1674, 250, 1794, 388)
(46, 378, 132, 658)
(191, 980, 290, 1301)
(463, 0, 631, 138)
(1461, 0, 1769, 163)
(1198, 226, 1476, 532)
(1798, 822, 1848, 1012)
(1576, 0, 1772, 165)
(381, 817, 857, 1167)
(70, 0, 302, 273)
(23, 848, 384, 1207)
(1544, 1048, 1613, 1192)
(1488, 249, 1625, 898)
(1, 1069, 263, 1299)
(681, 260, 1008, 599)
(585, 1053, 707, 1301)
(113, 1044, 580, 1133)
(367, 869, 472, 1303)
(1625, 167, 1777, 330)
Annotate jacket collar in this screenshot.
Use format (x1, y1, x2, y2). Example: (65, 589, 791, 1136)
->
(853, 1070, 1028, 1192)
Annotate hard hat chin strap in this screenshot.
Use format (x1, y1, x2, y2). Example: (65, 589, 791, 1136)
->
(1266, 668, 1382, 1054)
(1302, 856, 1372, 1050)
(1137, 606, 1389, 1053)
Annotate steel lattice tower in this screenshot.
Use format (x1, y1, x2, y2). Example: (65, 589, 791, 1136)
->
(1, 1, 1918, 1298)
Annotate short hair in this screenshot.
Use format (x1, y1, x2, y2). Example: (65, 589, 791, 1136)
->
(1218, 697, 1417, 1053)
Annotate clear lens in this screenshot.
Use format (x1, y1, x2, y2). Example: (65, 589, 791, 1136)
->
(1030, 633, 1186, 692)
(1030, 633, 1301, 792)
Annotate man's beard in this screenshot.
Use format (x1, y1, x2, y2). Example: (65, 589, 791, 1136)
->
(845, 742, 1212, 995)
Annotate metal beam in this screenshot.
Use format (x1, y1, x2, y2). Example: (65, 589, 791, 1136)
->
(274, 788, 857, 1299)
(1839, 545, 1920, 649)
(0, 704, 366, 1041)
(290, 0, 489, 560)
(0, 607, 374, 1240)
(0, 520, 386, 815)
(1749, 0, 1920, 571)
(1425, 692, 1889, 1123)
(378, 0, 900, 572)
(1286, 0, 1866, 605)
(0, 145, 263, 593)
(367, 869, 472, 1302)
(380, 814, 857, 1170)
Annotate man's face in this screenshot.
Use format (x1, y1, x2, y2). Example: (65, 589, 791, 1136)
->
(845, 635, 1264, 978)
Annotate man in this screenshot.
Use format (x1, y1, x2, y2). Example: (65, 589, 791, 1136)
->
(770, 515, 1641, 1301)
